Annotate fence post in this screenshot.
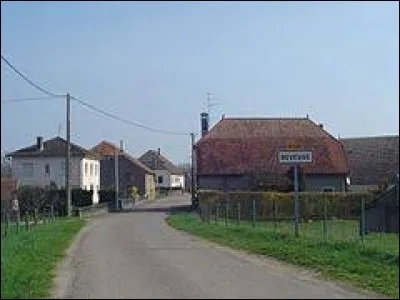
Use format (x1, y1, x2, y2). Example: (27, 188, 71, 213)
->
(215, 202, 219, 224)
(6, 213, 11, 237)
(225, 201, 229, 226)
(207, 203, 211, 223)
(360, 196, 366, 243)
(323, 194, 327, 240)
(237, 202, 241, 225)
(16, 210, 21, 233)
(34, 208, 38, 226)
(273, 198, 277, 231)
(252, 199, 256, 227)
(25, 212, 29, 231)
(51, 205, 55, 222)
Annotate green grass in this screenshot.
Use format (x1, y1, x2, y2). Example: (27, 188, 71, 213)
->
(1, 218, 86, 299)
(167, 212, 399, 298)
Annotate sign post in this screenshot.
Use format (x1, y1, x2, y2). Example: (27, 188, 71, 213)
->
(279, 150, 312, 238)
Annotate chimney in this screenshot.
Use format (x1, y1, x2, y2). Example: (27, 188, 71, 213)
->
(157, 148, 160, 155)
(200, 112, 209, 138)
(36, 136, 44, 151)
(319, 123, 323, 130)
(221, 114, 225, 120)
(120, 140, 124, 152)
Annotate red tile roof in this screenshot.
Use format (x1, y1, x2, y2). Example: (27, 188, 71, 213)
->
(91, 141, 154, 174)
(196, 117, 349, 176)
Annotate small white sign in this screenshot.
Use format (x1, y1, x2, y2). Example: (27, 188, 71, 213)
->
(279, 151, 312, 164)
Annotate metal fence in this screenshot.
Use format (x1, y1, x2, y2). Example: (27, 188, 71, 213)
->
(197, 191, 399, 248)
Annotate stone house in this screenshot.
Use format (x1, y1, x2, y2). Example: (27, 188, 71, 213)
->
(91, 141, 156, 200)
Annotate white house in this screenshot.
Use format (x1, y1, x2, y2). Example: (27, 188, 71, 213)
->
(139, 149, 185, 189)
(7, 136, 101, 204)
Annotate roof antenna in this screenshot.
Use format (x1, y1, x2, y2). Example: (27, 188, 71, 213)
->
(58, 124, 62, 136)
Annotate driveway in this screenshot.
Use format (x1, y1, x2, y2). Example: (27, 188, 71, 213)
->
(53, 195, 379, 299)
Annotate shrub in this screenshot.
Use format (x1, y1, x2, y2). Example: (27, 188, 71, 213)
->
(197, 190, 374, 221)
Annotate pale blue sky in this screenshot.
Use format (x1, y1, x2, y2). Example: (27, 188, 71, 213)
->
(1, 1, 399, 164)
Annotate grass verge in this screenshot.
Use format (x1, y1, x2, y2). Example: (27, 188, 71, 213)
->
(1, 218, 86, 299)
(166, 212, 399, 298)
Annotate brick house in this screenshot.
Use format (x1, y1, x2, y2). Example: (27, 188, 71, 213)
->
(341, 135, 399, 191)
(91, 141, 156, 200)
(195, 116, 350, 192)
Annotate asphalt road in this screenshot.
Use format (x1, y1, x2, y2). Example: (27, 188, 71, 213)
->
(53, 195, 379, 299)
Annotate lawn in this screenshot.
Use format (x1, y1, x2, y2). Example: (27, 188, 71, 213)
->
(166, 212, 399, 298)
(1, 218, 86, 299)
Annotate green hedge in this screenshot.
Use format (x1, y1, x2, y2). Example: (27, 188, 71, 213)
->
(197, 190, 374, 220)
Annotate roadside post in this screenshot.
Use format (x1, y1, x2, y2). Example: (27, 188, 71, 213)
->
(279, 147, 312, 238)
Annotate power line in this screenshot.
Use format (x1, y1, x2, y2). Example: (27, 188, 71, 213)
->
(71, 96, 189, 136)
(1, 53, 190, 136)
(1, 54, 62, 97)
(1, 95, 64, 103)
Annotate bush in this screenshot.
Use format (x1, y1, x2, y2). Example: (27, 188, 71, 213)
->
(99, 189, 116, 204)
(16, 186, 93, 217)
(197, 190, 374, 221)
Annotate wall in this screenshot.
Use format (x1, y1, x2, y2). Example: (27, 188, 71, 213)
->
(145, 173, 156, 200)
(99, 155, 152, 198)
(304, 174, 346, 191)
(170, 174, 185, 188)
(81, 158, 100, 204)
(198, 175, 249, 191)
(155, 170, 171, 188)
(11, 157, 81, 188)
(198, 174, 347, 192)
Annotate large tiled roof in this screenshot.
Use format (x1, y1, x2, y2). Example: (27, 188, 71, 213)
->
(196, 117, 349, 176)
(91, 141, 154, 174)
(341, 135, 399, 185)
(139, 150, 184, 175)
(7, 137, 99, 159)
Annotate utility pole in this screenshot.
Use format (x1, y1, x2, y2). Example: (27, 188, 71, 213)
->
(190, 133, 196, 206)
(66, 93, 71, 217)
(115, 146, 119, 211)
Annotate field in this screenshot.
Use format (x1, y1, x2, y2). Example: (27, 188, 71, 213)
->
(167, 212, 399, 298)
(1, 218, 86, 299)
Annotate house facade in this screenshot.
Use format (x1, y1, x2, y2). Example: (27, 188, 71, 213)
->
(195, 115, 350, 192)
(91, 141, 156, 200)
(139, 149, 185, 189)
(341, 135, 399, 192)
(7, 136, 100, 204)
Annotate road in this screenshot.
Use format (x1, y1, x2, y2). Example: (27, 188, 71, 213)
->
(53, 195, 378, 299)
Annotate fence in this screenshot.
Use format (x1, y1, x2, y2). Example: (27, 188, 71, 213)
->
(1, 205, 57, 239)
(196, 190, 399, 248)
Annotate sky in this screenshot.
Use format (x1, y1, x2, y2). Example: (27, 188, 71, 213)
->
(1, 1, 399, 164)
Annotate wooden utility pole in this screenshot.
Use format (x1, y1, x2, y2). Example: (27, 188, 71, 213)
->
(190, 133, 196, 206)
(115, 146, 119, 211)
(66, 93, 71, 216)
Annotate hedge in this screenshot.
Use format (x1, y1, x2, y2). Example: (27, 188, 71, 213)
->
(197, 190, 374, 221)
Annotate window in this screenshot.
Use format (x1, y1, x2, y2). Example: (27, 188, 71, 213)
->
(158, 176, 163, 184)
(90, 184, 94, 191)
(85, 162, 88, 175)
(22, 163, 34, 177)
(174, 177, 180, 183)
(95, 164, 98, 176)
(45, 164, 50, 175)
(90, 163, 93, 176)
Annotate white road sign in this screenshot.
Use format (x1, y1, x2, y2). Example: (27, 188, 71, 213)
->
(279, 151, 312, 164)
